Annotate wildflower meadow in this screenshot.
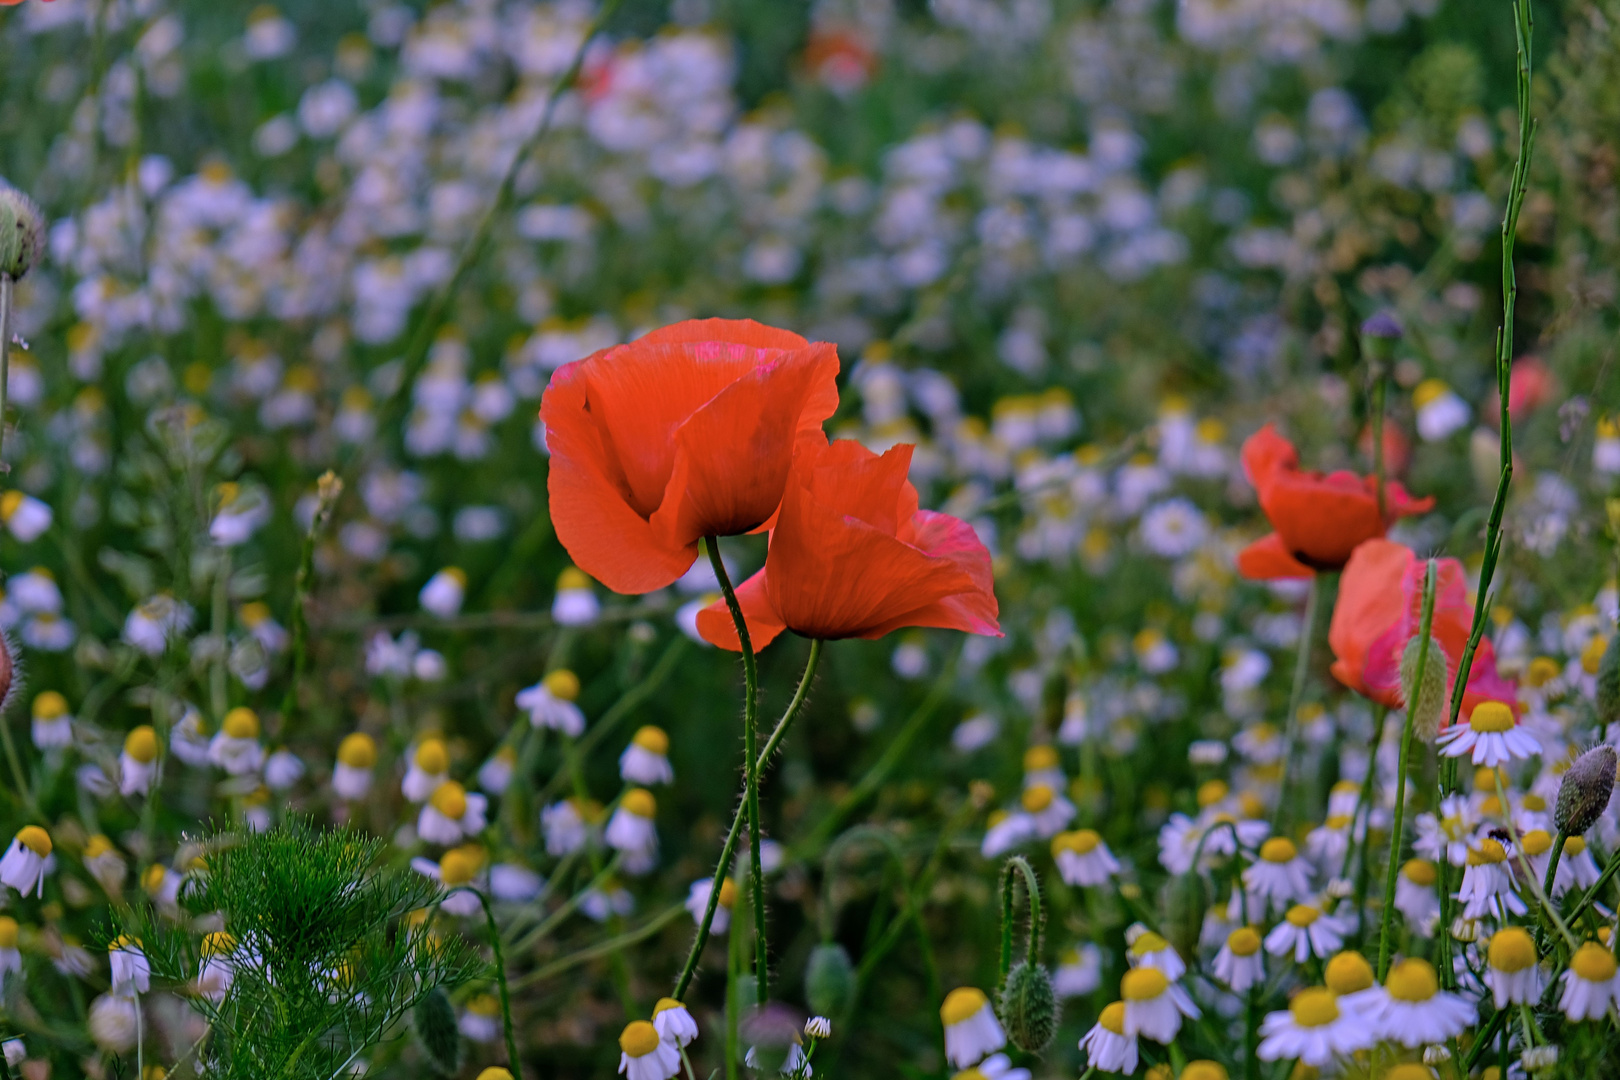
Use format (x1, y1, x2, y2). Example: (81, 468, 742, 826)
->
(2, 0, 1620, 1078)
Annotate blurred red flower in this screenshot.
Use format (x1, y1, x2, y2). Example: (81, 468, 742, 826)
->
(541, 318, 840, 594)
(1328, 538, 1517, 723)
(1236, 423, 1434, 579)
(697, 438, 1000, 649)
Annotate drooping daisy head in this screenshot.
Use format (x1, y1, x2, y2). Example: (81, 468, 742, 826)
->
(940, 986, 1005, 1068)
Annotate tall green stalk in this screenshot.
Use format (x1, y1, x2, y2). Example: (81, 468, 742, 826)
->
(1272, 573, 1322, 830)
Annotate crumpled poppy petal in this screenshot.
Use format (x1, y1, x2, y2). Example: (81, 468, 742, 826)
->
(1236, 534, 1314, 580)
(696, 570, 788, 652)
(637, 318, 810, 352)
(541, 359, 700, 594)
(857, 510, 1000, 638)
(1327, 538, 1412, 696)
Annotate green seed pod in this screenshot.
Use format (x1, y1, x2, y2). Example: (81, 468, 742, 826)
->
(1555, 745, 1617, 837)
(0, 189, 43, 279)
(1400, 634, 1449, 739)
(1596, 631, 1620, 727)
(804, 942, 854, 1020)
(1164, 869, 1209, 962)
(998, 961, 1057, 1054)
(412, 986, 461, 1075)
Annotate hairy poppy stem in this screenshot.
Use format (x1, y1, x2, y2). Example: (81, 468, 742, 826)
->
(1377, 560, 1437, 980)
(470, 888, 523, 1080)
(1271, 571, 1322, 831)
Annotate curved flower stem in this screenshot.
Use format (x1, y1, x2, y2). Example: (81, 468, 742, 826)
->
(997, 855, 1042, 985)
(672, 631, 822, 1001)
(1377, 559, 1437, 980)
(467, 887, 523, 1080)
(1271, 573, 1322, 831)
(1541, 830, 1568, 909)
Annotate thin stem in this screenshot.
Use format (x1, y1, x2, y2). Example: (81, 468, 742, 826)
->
(210, 546, 231, 721)
(1377, 560, 1437, 979)
(0, 274, 12, 467)
(1349, 706, 1390, 947)
(472, 889, 523, 1079)
(1370, 371, 1388, 521)
(1542, 831, 1568, 913)
(997, 855, 1042, 984)
(1564, 845, 1620, 931)
(278, 471, 340, 730)
(1272, 573, 1322, 830)
(513, 902, 685, 989)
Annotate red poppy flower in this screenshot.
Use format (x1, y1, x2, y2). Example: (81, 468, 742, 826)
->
(541, 319, 840, 594)
(696, 438, 1000, 650)
(1236, 424, 1435, 579)
(1328, 538, 1517, 723)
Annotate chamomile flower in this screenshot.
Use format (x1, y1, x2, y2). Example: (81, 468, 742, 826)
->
(30, 692, 72, 750)
(196, 931, 237, 1001)
(142, 863, 182, 910)
(459, 994, 501, 1043)
(1323, 950, 1376, 1002)
(1020, 783, 1075, 837)
(1022, 745, 1065, 790)
(1437, 701, 1538, 766)
(413, 846, 486, 916)
(0, 917, 19, 993)
(1213, 926, 1265, 992)
(478, 746, 517, 794)
(1120, 967, 1198, 1043)
(553, 567, 600, 626)
(1305, 815, 1354, 868)
(606, 788, 659, 873)
(517, 669, 586, 735)
(685, 877, 737, 932)
(1362, 958, 1475, 1046)
(171, 708, 213, 767)
(0, 491, 52, 543)
(653, 997, 699, 1046)
(88, 994, 138, 1053)
(209, 707, 266, 775)
(1455, 837, 1526, 920)
(1414, 795, 1479, 867)
(981, 809, 1038, 857)
(1559, 942, 1620, 1022)
(1257, 987, 1367, 1066)
(83, 835, 127, 894)
(620, 726, 674, 785)
(1554, 835, 1602, 893)
(119, 725, 161, 795)
(108, 936, 150, 996)
(333, 733, 377, 799)
(420, 567, 467, 617)
(1412, 379, 1470, 441)
(619, 1020, 681, 1080)
(1053, 944, 1103, 997)
(1079, 1002, 1137, 1074)
(403, 738, 450, 802)
(265, 748, 304, 790)
(940, 987, 1006, 1067)
(1395, 858, 1442, 934)
(1127, 932, 1186, 980)
(1485, 927, 1544, 1007)
(543, 798, 592, 855)
(1052, 828, 1120, 886)
(418, 781, 489, 845)
(1264, 903, 1350, 963)
(1242, 838, 1313, 914)
(0, 827, 52, 897)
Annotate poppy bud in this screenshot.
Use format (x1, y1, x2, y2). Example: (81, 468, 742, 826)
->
(1596, 630, 1620, 726)
(1361, 310, 1402, 369)
(412, 986, 461, 1075)
(0, 189, 43, 280)
(1555, 745, 1617, 837)
(1164, 869, 1208, 962)
(0, 629, 14, 714)
(804, 942, 854, 1020)
(1399, 634, 1448, 739)
(998, 961, 1057, 1053)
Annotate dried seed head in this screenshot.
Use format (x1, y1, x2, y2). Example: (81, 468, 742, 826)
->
(1555, 745, 1618, 837)
(0, 190, 44, 279)
(998, 961, 1057, 1054)
(1399, 634, 1449, 739)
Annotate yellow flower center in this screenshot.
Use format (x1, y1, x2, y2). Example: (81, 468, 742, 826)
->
(1488, 928, 1537, 973)
(1131, 932, 1169, 957)
(1197, 780, 1229, 808)
(1572, 942, 1618, 983)
(1468, 839, 1506, 866)
(439, 847, 481, 887)
(1289, 988, 1340, 1028)
(430, 782, 468, 820)
(1567, 836, 1588, 857)
(0, 916, 18, 949)
(32, 691, 67, 720)
(1402, 858, 1437, 886)
(85, 835, 115, 860)
(1469, 702, 1515, 733)
(619, 1020, 660, 1058)
(653, 997, 685, 1017)
(1385, 958, 1439, 1002)
(1098, 1001, 1126, 1035)
(622, 788, 657, 819)
(1054, 829, 1102, 856)
(1324, 951, 1373, 995)
(476, 1070, 514, 1080)
(202, 931, 236, 957)
(414, 739, 449, 774)
(1121, 968, 1169, 1002)
(124, 726, 159, 764)
(543, 669, 581, 701)
(1285, 905, 1319, 928)
(557, 567, 592, 592)
(338, 733, 377, 769)
(1024, 746, 1059, 771)
(1021, 785, 1054, 812)
(16, 826, 51, 857)
(632, 726, 669, 754)
(222, 708, 260, 740)
(940, 987, 989, 1026)
(718, 878, 738, 908)
(1227, 927, 1262, 957)
(1584, 636, 1608, 675)
(1520, 830, 1552, 857)
(1260, 837, 1297, 864)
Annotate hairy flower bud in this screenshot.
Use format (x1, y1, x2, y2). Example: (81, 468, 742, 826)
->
(1400, 634, 1449, 739)
(804, 943, 855, 1020)
(1361, 310, 1403, 370)
(1596, 630, 1620, 727)
(998, 961, 1057, 1053)
(1555, 745, 1617, 837)
(413, 986, 461, 1075)
(0, 189, 43, 279)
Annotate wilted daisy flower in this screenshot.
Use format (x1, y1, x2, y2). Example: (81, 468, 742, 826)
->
(419, 781, 489, 845)
(685, 877, 737, 932)
(543, 798, 592, 856)
(1395, 858, 1441, 934)
(0, 491, 52, 543)
(1120, 967, 1197, 1043)
(209, 482, 271, 546)
(171, 708, 212, 767)
(0, 827, 52, 897)
(420, 567, 467, 617)
(1264, 903, 1350, 963)
(197, 931, 237, 1001)
(115, 724, 161, 796)
(517, 669, 586, 735)
(403, 738, 451, 802)
(1051, 829, 1119, 886)
(940, 987, 1005, 1068)
(1485, 927, 1543, 1007)
(1257, 987, 1365, 1067)
(1078, 1001, 1136, 1074)
(1053, 944, 1103, 997)
(1213, 926, 1264, 991)
(1437, 701, 1537, 766)
(606, 788, 659, 873)
(653, 997, 699, 1046)
(209, 707, 266, 775)
(89, 993, 138, 1052)
(1127, 931, 1186, 980)
(108, 935, 150, 996)
(619, 1020, 681, 1080)
(620, 726, 674, 784)
(1243, 838, 1313, 914)
(1559, 942, 1620, 1022)
(334, 733, 377, 799)
(553, 567, 601, 626)
(459, 993, 501, 1043)
(1362, 958, 1474, 1046)
(83, 834, 127, 894)
(142, 863, 182, 910)
(478, 746, 518, 794)
(0, 917, 18, 993)
(30, 692, 72, 750)
(1455, 837, 1525, 920)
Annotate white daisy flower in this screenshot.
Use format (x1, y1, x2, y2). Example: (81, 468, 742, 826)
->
(458, 994, 501, 1043)
(1553, 836, 1602, 895)
(1264, 904, 1350, 963)
(542, 798, 591, 856)
(1213, 926, 1265, 992)
(685, 877, 736, 933)
(1455, 838, 1526, 921)
(1559, 942, 1620, 1022)
(1051, 829, 1120, 886)
(1053, 944, 1103, 998)
(264, 748, 304, 790)
(553, 567, 600, 627)
(1485, 927, 1544, 1008)
(171, 708, 213, 768)
(940, 986, 1005, 1068)
(1361, 959, 1475, 1046)
(1120, 967, 1198, 1043)
(653, 997, 699, 1046)
(419, 567, 467, 617)
(83, 835, 127, 894)
(1437, 701, 1538, 766)
(0, 491, 52, 543)
(620, 726, 674, 785)
(1242, 838, 1314, 915)
(196, 931, 238, 1002)
(1395, 859, 1442, 935)
(478, 747, 517, 795)
(1257, 987, 1369, 1066)
(333, 733, 377, 800)
(605, 789, 659, 874)
(1126, 931, 1185, 980)
(0, 917, 20, 994)
(1019, 783, 1075, 838)
(1078, 1001, 1136, 1074)
(402, 738, 450, 803)
(29, 692, 73, 750)
(209, 708, 266, 775)
(119, 725, 161, 796)
(619, 1020, 681, 1080)
(1021, 745, 1065, 791)
(980, 810, 1038, 858)
(516, 669, 586, 735)
(418, 782, 488, 845)
(108, 936, 150, 996)
(1413, 796, 1478, 867)
(0, 827, 52, 898)
(412, 846, 486, 916)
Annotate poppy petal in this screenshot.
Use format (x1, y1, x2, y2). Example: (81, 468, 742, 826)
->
(1236, 534, 1314, 580)
(695, 570, 788, 652)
